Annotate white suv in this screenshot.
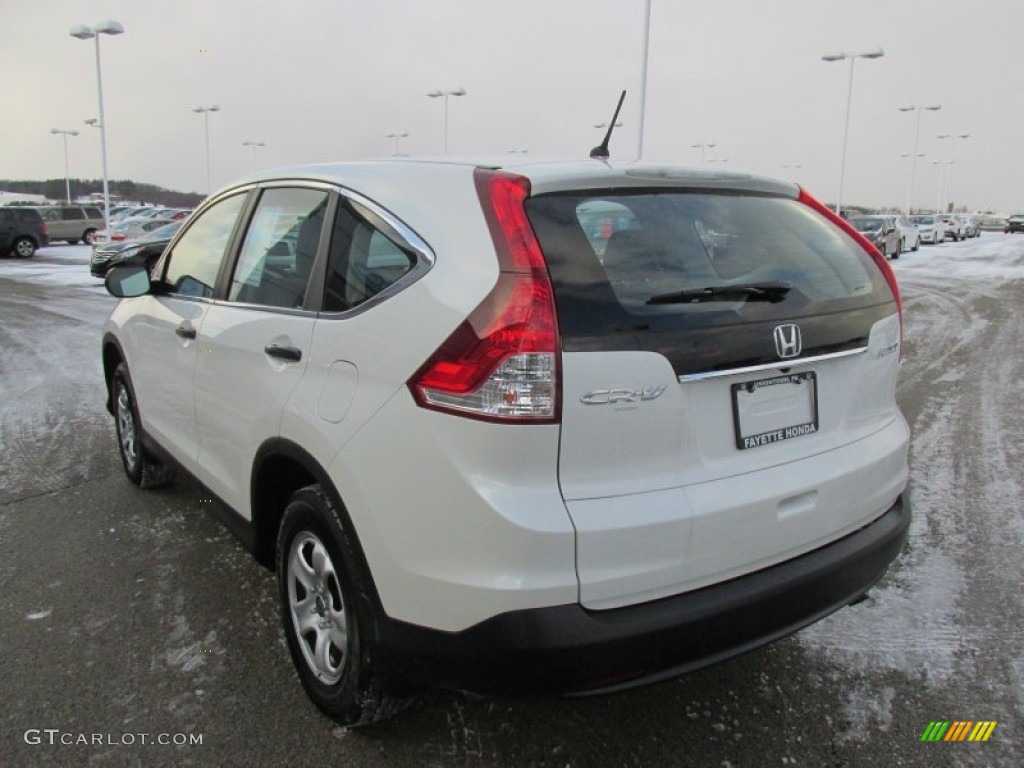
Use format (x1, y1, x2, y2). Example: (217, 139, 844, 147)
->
(101, 159, 911, 726)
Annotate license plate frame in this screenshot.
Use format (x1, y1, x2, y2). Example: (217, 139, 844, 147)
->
(731, 371, 819, 450)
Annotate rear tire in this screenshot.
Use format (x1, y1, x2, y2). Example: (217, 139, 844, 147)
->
(276, 485, 412, 726)
(112, 362, 175, 488)
(13, 237, 35, 258)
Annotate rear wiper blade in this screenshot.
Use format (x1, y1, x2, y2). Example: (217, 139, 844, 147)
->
(646, 281, 792, 305)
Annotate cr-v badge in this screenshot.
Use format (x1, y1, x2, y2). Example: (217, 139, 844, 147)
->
(580, 385, 667, 405)
(773, 324, 802, 359)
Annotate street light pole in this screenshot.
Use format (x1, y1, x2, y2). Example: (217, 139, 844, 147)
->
(50, 129, 79, 203)
(898, 104, 941, 214)
(69, 20, 124, 230)
(426, 89, 466, 154)
(637, 0, 652, 159)
(822, 48, 885, 216)
(242, 140, 265, 171)
(385, 132, 408, 156)
(936, 132, 970, 212)
(690, 142, 716, 166)
(193, 105, 221, 194)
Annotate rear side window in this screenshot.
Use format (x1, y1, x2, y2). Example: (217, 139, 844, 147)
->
(228, 187, 327, 309)
(322, 200, 417, 312)
(526, 191, 891, 338)
(61, 208, 85, 220)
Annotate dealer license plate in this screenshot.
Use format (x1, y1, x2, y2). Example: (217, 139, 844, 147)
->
(732, 372, 818, 450)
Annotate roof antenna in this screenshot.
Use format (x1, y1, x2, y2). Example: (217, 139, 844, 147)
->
(590, 90, 627, 159)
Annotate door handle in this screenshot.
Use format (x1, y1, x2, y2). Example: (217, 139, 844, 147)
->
(264, 345, 302, 362)
(175, 325, 196, 340)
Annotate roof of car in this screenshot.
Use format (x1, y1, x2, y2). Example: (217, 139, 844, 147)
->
(223, 157, 799, 199)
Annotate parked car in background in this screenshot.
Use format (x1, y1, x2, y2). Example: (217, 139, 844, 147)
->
(91, 217, 176, 248)
(0, 206, 49, 257)
(100, 158, 910, 726)
(848, 215, 901, 258)
(910, 214, 945, 244)
(939, 214, 965, 241)
(959, 214, 980, 238)
(31, 205, 105, 244)
(90, 220, 182, 277)
(110, 206, 151, 223)
(889, 215, 920, 253)
(1005, 214, 1024, 234)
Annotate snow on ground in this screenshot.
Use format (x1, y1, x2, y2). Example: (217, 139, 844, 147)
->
(0, 243, 105, 290)
(800, 232, 1024, 743)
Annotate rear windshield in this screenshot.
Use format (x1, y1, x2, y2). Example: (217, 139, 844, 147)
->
(849, 217, 884, 232)
(525, 191, 892, 340)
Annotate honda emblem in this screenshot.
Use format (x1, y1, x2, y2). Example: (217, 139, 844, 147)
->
(773, 324, 802, 359)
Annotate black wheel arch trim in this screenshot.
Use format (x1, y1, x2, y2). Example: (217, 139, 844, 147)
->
(101, 333, 130, 416)
(249, 438, 387, 619)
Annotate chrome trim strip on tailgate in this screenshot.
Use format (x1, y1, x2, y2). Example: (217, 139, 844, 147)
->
(677, 347, 868, 382)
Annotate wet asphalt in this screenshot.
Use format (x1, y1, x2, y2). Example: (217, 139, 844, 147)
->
(0, 240, 1020, 767)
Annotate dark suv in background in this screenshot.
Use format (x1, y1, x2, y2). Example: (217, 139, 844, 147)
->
(0, 207, 49, 258)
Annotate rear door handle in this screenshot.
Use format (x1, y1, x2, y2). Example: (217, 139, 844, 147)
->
(264, 345, 302, 362)
(175, 325, 196, 340)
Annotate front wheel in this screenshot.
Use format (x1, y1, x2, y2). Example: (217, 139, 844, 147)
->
(112, 362, 175, 488)
(276, 485, 411, 726)
(13, 237, 35, 258)
(83, 228, 97, 245)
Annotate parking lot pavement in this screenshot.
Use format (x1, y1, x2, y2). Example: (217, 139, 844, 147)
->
(1, 240, 1020, 766)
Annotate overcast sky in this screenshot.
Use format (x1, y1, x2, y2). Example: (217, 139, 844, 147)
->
(3, 0, 1022, 212)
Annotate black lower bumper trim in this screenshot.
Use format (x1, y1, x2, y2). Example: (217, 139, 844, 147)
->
(379, 494, 910, 695)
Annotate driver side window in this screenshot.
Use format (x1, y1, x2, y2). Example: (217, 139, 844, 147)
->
(163, 193, 246, 298)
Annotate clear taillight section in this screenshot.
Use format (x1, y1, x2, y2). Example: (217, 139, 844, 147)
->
(408, 170, 560, 422)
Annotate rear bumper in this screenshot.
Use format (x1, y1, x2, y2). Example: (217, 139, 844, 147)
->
(380, 493, 909, 695)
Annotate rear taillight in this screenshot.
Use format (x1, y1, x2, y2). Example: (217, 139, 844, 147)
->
(797, 188, 903, 355)
(41, 222, 48, 236)
(408, 170, 560, 422)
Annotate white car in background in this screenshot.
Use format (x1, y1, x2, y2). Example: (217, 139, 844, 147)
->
(890, 214, 920, 253)
(940, 214, 966, 241)
(910, 214, 946, 244)
(100, 158, 910, 725)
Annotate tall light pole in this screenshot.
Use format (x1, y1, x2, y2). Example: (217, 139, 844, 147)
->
(50, 129, 79, 203)
(69, 20, 124, 230)
(932, 160, 952, 214)
(822, 48, 885, 216)
(637, 0, 652, 159)
(690, 142, 716, 165)
(242, 140, 265, 171)
(193, 105, 220, 194)
(385, 131, 408, 156)
(936, 132, 970, 212)
(426, 88, 466, 154)
(897, 104, 941, 214)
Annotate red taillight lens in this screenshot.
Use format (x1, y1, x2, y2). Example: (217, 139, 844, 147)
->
(408, 170, 560, 422)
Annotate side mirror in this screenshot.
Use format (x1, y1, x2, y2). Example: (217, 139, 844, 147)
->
(105, 265, 152, 298)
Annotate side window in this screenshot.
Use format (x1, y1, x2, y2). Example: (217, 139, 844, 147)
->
(38, 209, 59, 222)
(62, 208, 85, 220)
(228, 188, 327, 309)
(323, 200, 417, 312)
(163, 193, 246, 298)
